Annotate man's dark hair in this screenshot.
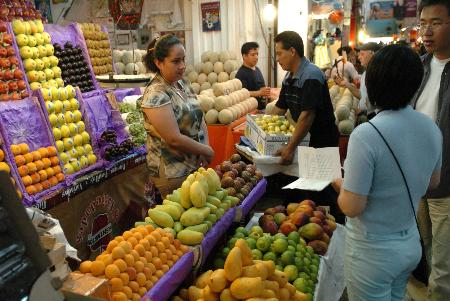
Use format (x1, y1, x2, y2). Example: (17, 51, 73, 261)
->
(274, 31, 304, 58)
(337, 46, 353, 56)
(419, 0, 450, 15)
(241, 42, 259, 55)
(144, 34, 182, 73)
(366, 44, 423, 110)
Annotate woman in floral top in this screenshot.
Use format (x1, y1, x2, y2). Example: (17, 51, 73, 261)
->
(142, 35, 214, 197)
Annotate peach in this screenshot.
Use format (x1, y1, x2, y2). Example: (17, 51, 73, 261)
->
(47, 146, 57, 156)
(91, 260, 105, 276)
(10, 144, 21, 155)
(30, 173, 40, 184)
(38, 169, 47, 181)
(18, 165, 29, 176)
(53, 165, 61, 174)
(41, 180, 51, 190)
(31, 151, 41, 161)
(50, 156, 59, 166)
(14, 155, 26, 166)
(26, 162, 37, 173)
(79, 260, 92, 273)
(34, 160, 44, 171)
(48, 176, 58, 186)
(21, 175, 32, 186)
(38, 147, 49, 158)
(18, 143, 29, 155)
(42, 157, 51, 168)
(34, 183, 43, 192)
(126, 267, 137, 280)
(45, 167, 55, 177)
(26, 185, 37, 195)
(55, 172, 65, 182)
(110, 277, 123, 292)
(23, 153, 33, 163)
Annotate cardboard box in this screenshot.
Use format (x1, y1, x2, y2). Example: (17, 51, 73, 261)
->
(245, 114, 291, 155)
(62, 272, 110, 300)
(48, 243, 66, 266)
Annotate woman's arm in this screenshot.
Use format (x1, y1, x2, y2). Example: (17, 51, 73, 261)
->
(143, 105, 214, 162)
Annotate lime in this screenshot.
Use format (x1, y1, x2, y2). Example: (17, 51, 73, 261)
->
(274, 233, 287, 241)
(251, 249, 263, 260)
(256, 236, 271, 252)
(250, 225, 263, 236)
(287, 245, 296, 253)
(228, 237, 238, 248)
(263, 251, 277, 262)
(272, 238, 288, 254)
(281, 250, 295, 266)
(284, 265, 299, 282)
(233, 232, 246, 239)
(235, 226, 248, 236)
(293, 277, 308, 293)
(245, 237, 257, 249)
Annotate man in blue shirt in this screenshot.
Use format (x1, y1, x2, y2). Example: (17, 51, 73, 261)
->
(235, 42, 271, 109)
(271, 31, 339, 165)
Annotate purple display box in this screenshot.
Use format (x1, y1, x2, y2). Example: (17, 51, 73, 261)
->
(0, 97, 65, 205)
(43, 23, 100, 91)
(112, 87, 142, 102)
(33, 88, 104, 185)
(238, 178, 267, 217)
(145, 251, 194, 301)
(7, 22, 32, 98)
(200, 207, 236, 265)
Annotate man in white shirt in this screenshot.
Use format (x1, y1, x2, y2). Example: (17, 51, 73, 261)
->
(412, 0, 450, 299)
(329, 46, 360, 84)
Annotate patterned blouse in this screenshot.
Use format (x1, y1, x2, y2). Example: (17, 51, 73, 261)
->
(141, 73, 205, 178)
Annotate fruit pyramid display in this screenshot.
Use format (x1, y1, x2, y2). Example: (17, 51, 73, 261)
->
(53, 41, 96, 93)
(173, 237, 309, 301)
(10, 142, 64, 196)
(0, 142, 22, 198)
(78, 23, 113, 76)
(329, 84, 359, 135)
(0, 20, 29, 101)
(12, 19, 64, 91)
(41, 85, 97, 175)
(214, 226, 320, 299)
(141, 166, 241, 246)
(78, 226, 190, 301)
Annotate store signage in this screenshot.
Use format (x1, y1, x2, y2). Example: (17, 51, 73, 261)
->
(201, 1, 221, 32)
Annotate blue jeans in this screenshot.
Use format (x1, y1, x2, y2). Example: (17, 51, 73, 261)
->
(345, 222, 421, 301)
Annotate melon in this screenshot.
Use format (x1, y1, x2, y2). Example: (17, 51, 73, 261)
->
(205, 109, 219, 124)
(194, 62, 204, 73)
(241, 88, 250, 99)
(202, 62, 214, 74)
(232, 60, 240, 71)
(230, 70, 237, 79)
(200, 82, 211, 91)
(133, 50, 142, 62)
(232, 79, 242, 91)
(339, 119, 354, 135)
(125, 63, 137, 75)
(336, 105, 350, 121)
(228, 106, 238, 120)
(218, 72, 229, 83)
(213, 61, 224, 74)
(219, 51, 230, 63)
(191, 82, 200, 94)
(201, 51, 211, 63)
(199, 95, 214, 112)
(114, 62, 125, 74)
(188, 71, 198, 83)
(197, 73, 207, 85)
(215, 96, 228, 111)
(122, 50, 134, 65)
(209, 52, 219, 64)
(200, 89, 214, 97)
(213, 83, 224, 96)
(224, 60, 234, 74)
(185, 65, 194, 74)
(112, 49, 123, 63)
(136, 61, 146, 74)
(218, 109, 233, 124)
(207, 72, 218, 84)
(229, 51, 237, 60)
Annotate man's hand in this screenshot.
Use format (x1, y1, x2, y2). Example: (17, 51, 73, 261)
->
(334, 75, 348, 88)
(274, 145, 295, 165)
(259, 87, 271, 97)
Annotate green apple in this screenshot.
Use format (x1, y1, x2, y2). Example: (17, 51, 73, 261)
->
(55, 140, 64, 153)
(20, 46, 33, 59)
(60, 125, 70, 138)
(16, 34, 29, 47)
(35, 20, 44, 33)
(70, 159, 81, 172)
(68, 123, 78, 136)
(42, 56, 51, 69)
(63, 137, 74, 150)
(75, 146, 85, 158)
(62, 100, 71, 112)
(73, 134, 83, 147)
(63, 162, 74, 174)
(83, 144, 93, 154)
(69, 147, 78, 158)
(49, 55, 59, 67)
(45, 101, 54, 113)
(41, 88, 51, 101)
(33, 33, 44, 45)
(42, 32, 51, 44)
(44, 68, 54, 80)
(87, 153, 97, 165)
(41, 82, 51, 89)
(27, 35, 37, 47)
(12, 19, 26, 35)
(72, 110, 82, 123)
(77, 121, 85, 133)
(29, 82, 41, 90)
(52, 127, 61, 140)
(45, 44, 54, 56)
(52, 66, 61, 78)
(81, 131, 90, 144)
(57, 113, 66, 126)
(37, 45, 47, 58)
(69, 98, 79, 110)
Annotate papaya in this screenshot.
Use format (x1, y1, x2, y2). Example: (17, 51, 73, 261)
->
(163, 199, 185, 213)
(185, 223, 209, 234)
(174, 221, 184, 233)
(229, 277, 264, 299)
(201, 170, 216, 195)
(207, 195, 221, 207)
(191, 181, 207, 208)
(168, 188, 181, 203)
(224, 247, 242, 281)
(177, 229, 204, 245)
(147, 209, 174, 228)
(207, 168, 221, 190)
(180, 180, 192, 209)
(154, 204, 182, 220)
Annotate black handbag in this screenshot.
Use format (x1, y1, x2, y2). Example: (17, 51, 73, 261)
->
(368, 121, 429, 285)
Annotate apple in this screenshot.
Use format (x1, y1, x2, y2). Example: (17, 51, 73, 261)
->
(37, 71, 46, 82)
(52, 127, 61, 139)
(49, 55, 59, 67)
(81, 131, 90, 144)
(21, 91, 29, 98)
(35, 20, 44, 33)
(45, 44, 54, 56)
(62, 100, 71, 112)
(12, 19, 25, 34)
(59, 88, 68, 101)
(34, 58, 44, 70)
(41, 82, 51, 89)
(69, 98, 79, 110)
(51, 66, 61, 78)
(2, 34, 12, 45)
(11, 92, 21, 101)
(68, 123, 78, 136)
(60, 153, 70, 165)
(56, 78, 64, 87)
(72, 110, 82, 123)
(61, 127, 71, 140)
(42, 32, 51, 44)
(64, 111, 74, 123)
(76, 147, 85, 158)
(63, 163, 74, 175)
(4, 70, 13, 80)
(29, 21, 37, 34)
(24, 21, 31, 35)
(41, 88, 51, 101)
(23, 58, 36, 71)
(17, 80, 26, 90)
(57, 113, 66, 125)
(13, 69, 23, 80)
(55, 140, 64, 153)
(45, 101, 54, 114)
(31, 47, 39, 59)
(79, 156, 88, 168)
(48, 114, 58, 126)
(41, 57, 50, 68)
(8, 81, 17, 92)
(70, 159, 81, 172)
(69, 148, 78, 159)
(44, 68, 54, 80)
(33, 33, 44, 45)
(0, 58, 10, 69)
(16, 34, 29, 47)
(0, 21, 8, 33)
(8, 56, 19, 66)
(50, 87, 60, 100)
(37, 45, 47, 57)
(6, 46, 14, 56)
(0, 47, 6, 57)
(27, 35, 37, 47)
(48, 79, 58, 87)
(20, 46, 33, 59)
(29, 82, 42, 90)
(53, 101, 63, 114)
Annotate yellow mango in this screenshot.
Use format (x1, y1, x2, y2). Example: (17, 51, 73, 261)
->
(188, 286, 203, 301)
(219, 289, 237, 301)
(284, 282, 297, 297)
(235, 239, 253, 266)
(293, 291, 309, 301)
(147, 209, 174, 228)
(263, 280, 279, 295)
(195, 173, 209, 195)
(207, 168, 221, 190)
(278, 287, 290, 301)
(190, 181, 207, 208)
(268, 270, 288, 288)
(210, 269, 227, 293)
(229, 277, 264, 299)
(254, 260, 275, 276)
(203, 285, 219, 301)
(196, 270, 213, 289)
(180, 180, 192, 209)
(179, 288, 189, 300)
(257, 289, 276, 298)
(177, 229, 204, 245)
(224, 247, 242, 281)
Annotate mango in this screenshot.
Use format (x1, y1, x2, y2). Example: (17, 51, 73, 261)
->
(210, 269, 227, 293)
(213, 189, 226, 200)
(207, 195, 221, 207)
(168, 188, 181, 203)
(229, 277, 264, 299)
(204, 202, 217, 213)
(195, 270, 213, 288)
(235, 239, 253, 266)
(202, 285, 219, 301)
(174, 221, 184, 233)
(224, 247, 242, 281)
(188, 286, 203, 301)
(147, 209, 174, 228)
(219, 289, 237, 301)
(207, 168, 221, 190)
(201, 170, 216, 195)
(191, 181, 207, 208)
(177, 229, 204, 245)
(180, 180, 192, 209)
(299, 223, 324, 241)
(185, 223, 209, 234)
(154, 204, 181, 220)
(206, 214, 218, 224)
(163, 199, 185, 213)
(224, 196, 240, 207)
(195, 173, 209, 195)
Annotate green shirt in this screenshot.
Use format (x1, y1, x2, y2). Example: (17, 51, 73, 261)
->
(141, 74, 205, 178)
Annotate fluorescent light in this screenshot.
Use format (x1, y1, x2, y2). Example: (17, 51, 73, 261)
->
(263, 4, 277, 23)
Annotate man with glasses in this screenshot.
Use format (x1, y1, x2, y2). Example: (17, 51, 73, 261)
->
(412, 0, 450, 300)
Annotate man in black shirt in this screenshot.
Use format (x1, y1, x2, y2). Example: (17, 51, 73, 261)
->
(235, 42, 271, 109)
(272, 31, 339, 165)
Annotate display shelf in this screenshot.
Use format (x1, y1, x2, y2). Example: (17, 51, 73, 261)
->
(145, 251, 195, 301)
(237, 178, 267, 218)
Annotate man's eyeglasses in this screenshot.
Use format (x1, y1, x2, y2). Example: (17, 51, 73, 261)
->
(418, 21, 450, 33)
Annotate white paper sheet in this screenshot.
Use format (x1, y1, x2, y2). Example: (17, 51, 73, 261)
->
(283, 146, 342, 191)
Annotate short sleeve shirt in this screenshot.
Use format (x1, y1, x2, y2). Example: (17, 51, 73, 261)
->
(141, 74, 205, 178)
(276, 58, 339, 147)
(235, 65, 266, 92)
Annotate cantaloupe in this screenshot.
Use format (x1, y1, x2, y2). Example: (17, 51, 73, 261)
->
(213, 83, 225, 96)
(194, 62, 204, 73)
(219, 51, 230, 63)
(185, 65, 194, 74)
(218, 109, 233, 124)
(125, 63, 137, 75)
(229, 51, 237, 60)
(232, 79, 242, 91)
(213, 61, 224, 74)
(218, 72, 229, 83)
(215, 96, 228, 111)
(136, 61, 146, 74)
(200, 82, 211, 92)
(336, 105, 350, 121)
(114, 62, 125, 74)
(230, 70, 237, 79)
(133, 50, 142, 62)
(241, 88, 250, 99)
(208, 72, 218, 84)
(112, 49, 123, 63)
(188, 71, 198, 83)
(197, 73, 207, 85)
(122, 51, 134, 65)
(201, 51, 211, 63)
(224, 60, 234, 74)
(209, 52, 219, 64)
(205, 109, 219, 124)
(199, 95, 214, 112)
(338, 119, 354, 135)
(202, 62, 214, 74)
(191, 82, 200, 94)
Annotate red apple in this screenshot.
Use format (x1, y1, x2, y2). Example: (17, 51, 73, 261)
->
(13, 69, 22, 80)
(0, 83, 7, 94)
(0, 47, 6, 57)
(0, 58, 10, 69)
(20, 90, 29, 98)
(3, 69, 12, 80)
(11, 92, 20, 101)
(2, 33, 12, 45)
(299, 199, 316, 209)
(6, 46, 14, 56)
(17, 80, 26, 90)
(0, 21, 6, 32)
(1, 94, 9, 101)
(8, 56, 18, 66)
(8, 81, 17, 91)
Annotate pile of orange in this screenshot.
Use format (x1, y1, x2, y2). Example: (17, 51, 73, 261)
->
(0, 145, 22, 198)
(78, 226, 190, 301)
(11, 143, 65, 195)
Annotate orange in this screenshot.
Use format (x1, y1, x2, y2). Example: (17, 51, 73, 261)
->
(34, 160, 44, 171)
(111, 292, 127, 301)
(139, 257, 147, 265)
(23, 153, 33, 163)
(79, 260, 92, 273)
(134, 261, 144, 273)
(131, 293, 141, 301)
(119, 272, 129, 285)
(128, 280, 139, 293)
(132, 232, 143, 241)
(26, 162, 37, 173)
(139, 239, 150, 251)
(126, 266, 137, 280)
(47, 146, 57, 157)
(138, 287, 147, 297)
(146, 262, 156, 274)
(124, 254, 135, 267)
(144, 225, 154, 233)
(142, 267, 152, 279)
(14, 155, 26, 166)
(21, 175, 32, 186)
(91, 260, 106, 276)
(0, 149, 4, 161)
(48, 176, 58, 186)
(155, 270, 164, 279)
(41, 157, 51, 168)
(26, 185, 37, 195)
(0, 162, 11, 173)
(109, 277, 123, 292)
(151, 257, 162, 269)
(136, 226, 149, 236)
(45, 167, 54, 177)
(111, 246, 125, 260)
(41, 180, 51, 190)
(136, 272, 146, 286)
(118, 241, 132, 254)
(144, 251, 152, 263)
(159, 252, 167, 264)
(53, 165, 62, 174)
(18, 143, 29, 155)
(106, 240, 119, 253)
(150, 276, 158, 284)
(173, 239, 181, 249)
(99, 254, 113, 266)
(55, 173, 65, 182)
(38, 147, 49, 158)
(161, 237, 170, 248)
(114, 259, 127, 272)
(166, 260, 174, 268)
(31, 151, 41, 161)
(105, 264, 120, 279)
(165, 249, 172, 258)
(172, 255, 179, 262)
(34, 183, 43, 193)
(123, 230, 133, 240)
(30, 173, 41, 184)
(50, 156, 59, 166)
(122, 286, 132, 298)
(149, 246, 158, 257)
(127, 237, 138, 247)
(38, 169, 47, 181)
(10, 144, 21, 155)
(130, 250, 140, 262)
